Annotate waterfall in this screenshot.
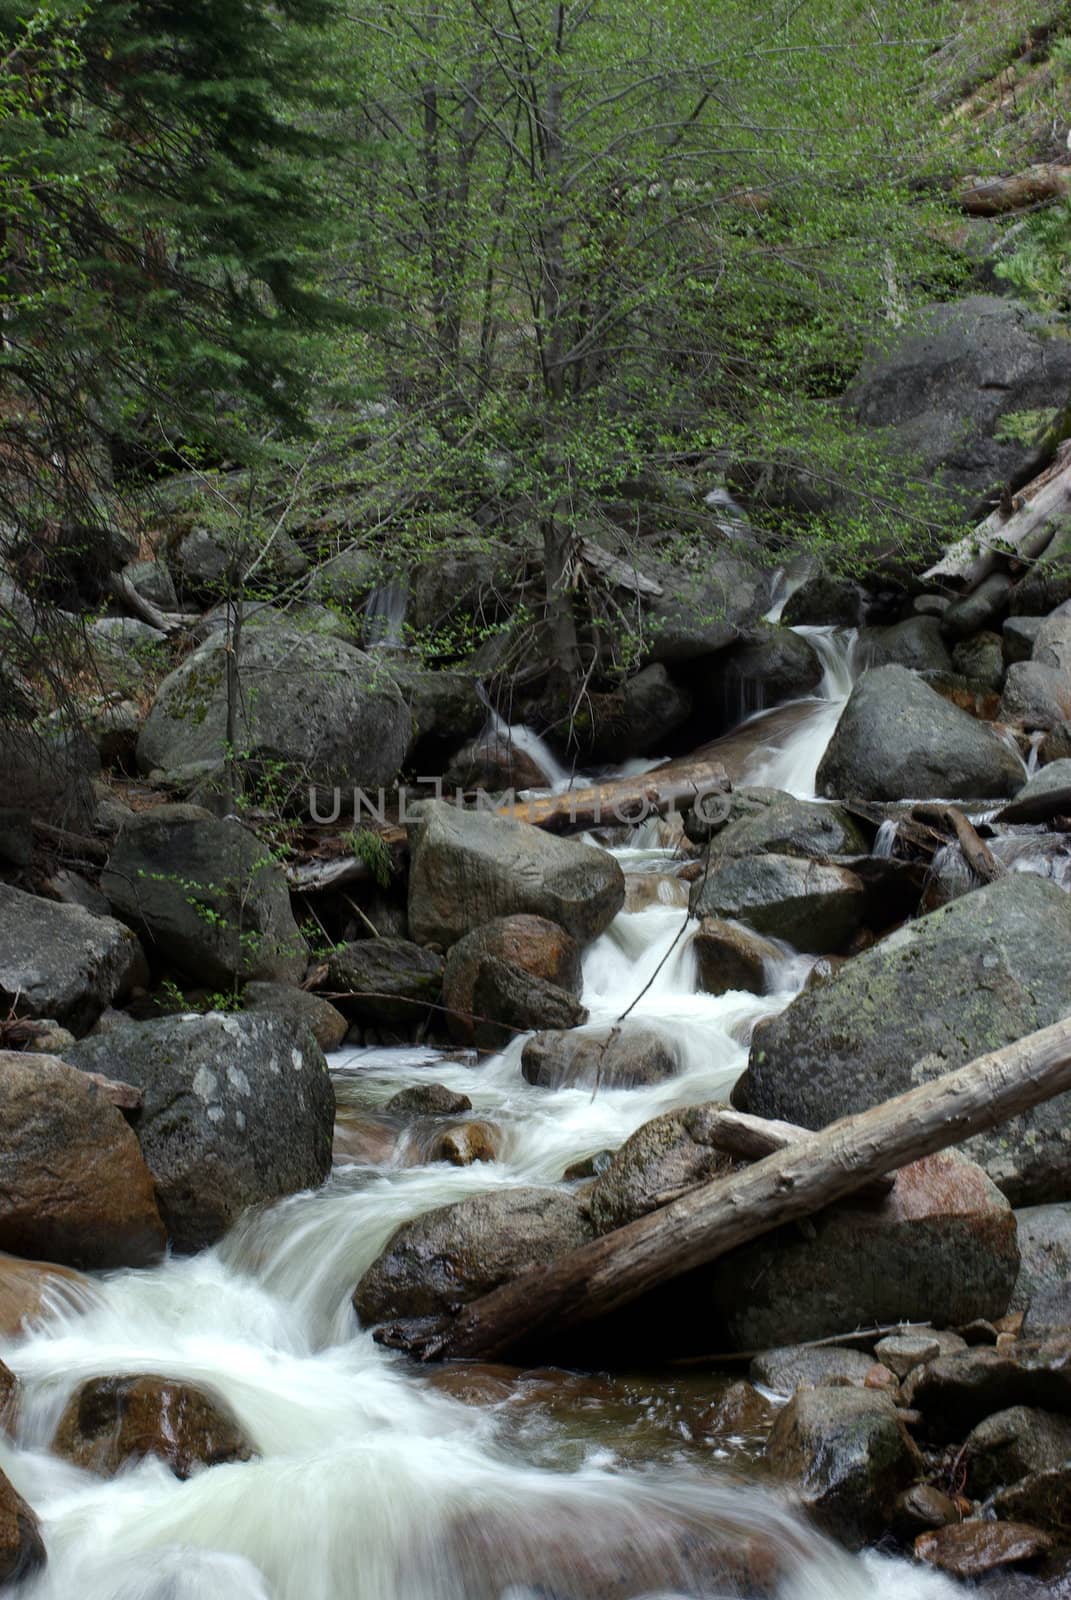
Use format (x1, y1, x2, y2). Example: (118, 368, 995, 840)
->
(363, 578, 409, 648)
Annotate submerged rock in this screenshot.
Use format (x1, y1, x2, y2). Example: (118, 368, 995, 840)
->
(65, 1013, 334, 1252)
(0, 1052, 164, 1271)
(53, 1374, 254, 1480)
(765, 1387, 920, 1549)
(0, 1254, 93, 1339)
(521, 1024, 679, 1092)
(0, 884, 146, 1037)
(354, 1188, 592, 1326)
(407, 802, 625, 949)
(816, 665, 1024, 801)
(745, 875, 1071, 1204)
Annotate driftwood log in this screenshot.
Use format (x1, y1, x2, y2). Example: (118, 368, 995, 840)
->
(690, 1106, 893, 1201)
(376, 1015, 1071, 1361)
(960, 164, 1071, 217)
(497, 758, 729, 833)
(911, 804, 1004, 883)
(923, 441, 1071, 589)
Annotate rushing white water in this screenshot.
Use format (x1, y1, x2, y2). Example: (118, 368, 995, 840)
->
(0, 613, 965, 1600)
(730, 626, 860, 797)
(364, 578, 409, 649)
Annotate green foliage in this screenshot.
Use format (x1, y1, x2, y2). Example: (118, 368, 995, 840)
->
(346, 828, 392, 889)
(996, 198, 1071, 310)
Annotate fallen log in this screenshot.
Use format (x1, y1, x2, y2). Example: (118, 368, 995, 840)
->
(690, 1106, 893, 1201)
(31, 820, 109, 867)
(911, 804, 1004, 884)
(107, 572, 200, 636)
(376, 1015, 1071, 1361)
(960, 164, 1071, 217)
(497, 758, 729, 833)
(923, 441, 1071, 590)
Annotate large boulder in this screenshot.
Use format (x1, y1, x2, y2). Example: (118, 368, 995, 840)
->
(703, 788, 868, 862)
(702, 628, 824, 719)
(765, 1388, 920, 1549)
(962, 1406, 1071, 1500)
(587, 1105, 733, 1235)
(443, 915, 583, 1048)
(353, 1188, 592, 1326)
(745, 875, 1071, 1203)
(857, 617, 954, 675)
(521, 1024, 679, 1091)
(0, 1467, 46, 1586)
(137, 627, 412, 801)
(0, 1052, 165, 1269)
(641, 556, 771, 663)
(53, 1374, 255, 1480)
(324, 938, 444, 1026)
(997, 760, 1071, 825)
(816, 665, 1024, 801)
(65, 1013, 334, 1252)
(843, 296, 1071, 515)
(689, 854, 865, 954)
(0, 884, 146, 1037)
(241, 981, 348, 1053)
(407, 801, 625, 949)
(1011, 1204, 1071, 1316)
(680, 1151, 1019, 1350)
(101, 805, 305, 987)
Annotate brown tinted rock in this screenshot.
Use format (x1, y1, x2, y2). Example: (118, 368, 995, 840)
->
(963, 1406, 1071, 1499)
(915, 1521, 1051, 1579)
(470, 958, 587, 1051)
(893, 1484, 960, 1540)
(691, 1380, 776, 1442)
(765, 1388, 920, 1549)
(0, 1254, 94, 1338)
(989, 1463, 1071, 1530)
(442, 915, 583, 1048)
(681, 1151, 1019, 1351)
(587, 1105, 733, 1235)
(0, 1467, 45, 1585)
(385, 1083, 472, 1118)
(354, 1188, 591, 1326)
(242, 982, 349, 1052)
(750, 1346, 877, 1397)
(0, 1361, 15, 1429)
(424, 1121, 501, 1167)
(902, 1339, 1071, 1442)
(623, 875, 690, 913)
(0, 1053, 165, 1270)
(694, 918, 780, 997)
(53, 1374, 254, 1480)
(522, 1024, 679, 1091)
(332, 1114, 397, 1166)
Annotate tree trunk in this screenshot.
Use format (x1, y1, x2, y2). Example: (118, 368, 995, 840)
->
(376, 1015, 1071, 1361)
(923, 442, 1071, 589)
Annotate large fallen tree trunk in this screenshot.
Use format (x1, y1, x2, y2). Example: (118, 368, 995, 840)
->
(491, 758, 729, 834)
(377, 1015, 1071, 1362)
(923, 441, 1071, 590)
(960, 163, 1071, 217)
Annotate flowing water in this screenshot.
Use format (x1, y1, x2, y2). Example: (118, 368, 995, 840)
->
(0, 623, 965, 1600)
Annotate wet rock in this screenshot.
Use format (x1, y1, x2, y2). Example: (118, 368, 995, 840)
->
(692, 1379, 776, 1441)
(0, 883, 146, 1037)
(750, 1346, 878, 1396)
(562, 1150, 615, 1182)
(704, 787, 868, 862)
(690, 854, 865, 955)
(353, 1187, 592, 1325)
(765, 1387, 920, 1549)
(332, 1113, 397, 1166)
(857, 617, 953, 674)
(325, 938, 444, 1026)
(710, 627, 824, 715)
(0, 1360, 14, 1427)
(901, 1340, 1071, 1441)
(0, 1052, 164, 1269)
(242, 981, 348, 1053)
(65, 1013, 334, 1253)
(997, 760, 1071, 825)
(522, 1025, 679, 1092)
(445, 735, 553, 793)
(963, 1406, 1071, 1499)
(385, 1083, 472, 1117)
(442, 916, 583, 1049)
(873, 1334, 941, 1379)
(1040, 721, 1071, 764)
(53, 1374, 254, 1480)
(893, 1484, 960, 1539)
(641, 555, 771, 663)
(423, 1121, 501, 1167)
(745, 875, 1071, 1204)
(407, 802, 625, 950)
(587, 1104, 733, 1235)
(0, 1467, 46, 1585)
(623, 874, 691, 913)
(914, 1521, 1051, 1579)
(0, 1254, 93, 1338)
(989, 1463, 1071, 1530)
(816, 665, 1024, 801)
(693, 918, 781, 997)
(670, 1151, 1018, 1352)
(953, 631, 1005, 690)
(469, 956, 587, 1051)
(578, 664, 695, 763)
(102, 805, 305, 988)
(1000, 662, 1071, 731)
(138, 627, 411, 802)
(781, 574, 862, 627)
